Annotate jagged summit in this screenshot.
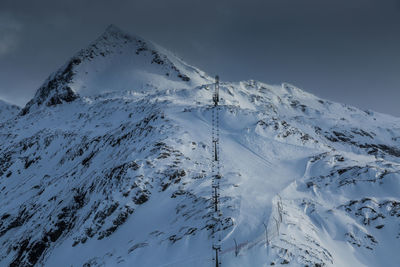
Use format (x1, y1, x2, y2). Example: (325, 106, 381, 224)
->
(76, 24, 142, 59)
(98, 24, 141, 42)
(21, 24, 211, 115)
(103, 24, 127, 36)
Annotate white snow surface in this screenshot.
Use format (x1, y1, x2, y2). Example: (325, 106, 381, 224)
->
(0, 99, 19, 123)
(70, 25, 210, 96)
(1, 26, 400, 267)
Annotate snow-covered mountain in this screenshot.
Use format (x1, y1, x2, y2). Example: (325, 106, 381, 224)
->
(1, 25, 400, 267)
(20, 25, 210, 116)
(0, 99, 19, 123)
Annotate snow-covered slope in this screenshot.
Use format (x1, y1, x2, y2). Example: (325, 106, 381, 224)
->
(1, 26, 400, 267)
(0, 99, 19, 123)
(20, 25, 211, 116)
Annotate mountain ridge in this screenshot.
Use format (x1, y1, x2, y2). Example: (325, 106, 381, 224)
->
(0, 99, 20, 122)
(21, 24, 211, 116)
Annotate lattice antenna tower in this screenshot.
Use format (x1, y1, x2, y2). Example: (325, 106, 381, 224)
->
(211, 75, 222, 267)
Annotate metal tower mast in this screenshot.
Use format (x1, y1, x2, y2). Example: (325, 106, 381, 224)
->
(211, 75, 222, 267)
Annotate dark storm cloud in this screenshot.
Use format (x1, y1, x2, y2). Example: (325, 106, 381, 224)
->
(0, 0, 399, 116)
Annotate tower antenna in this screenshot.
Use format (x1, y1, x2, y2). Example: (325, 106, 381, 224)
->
(211, 75, 221, 267)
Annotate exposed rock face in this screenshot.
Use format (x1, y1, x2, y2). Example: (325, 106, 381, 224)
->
(20, 58, 80, 115)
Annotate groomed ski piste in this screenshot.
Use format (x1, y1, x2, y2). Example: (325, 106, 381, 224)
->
(1, 25, 400, 267)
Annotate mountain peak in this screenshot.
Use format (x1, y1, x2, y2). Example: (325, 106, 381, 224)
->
(104, 24, 122, 34)
(20, 25, 210, 116)
(98, 24, 135, 43)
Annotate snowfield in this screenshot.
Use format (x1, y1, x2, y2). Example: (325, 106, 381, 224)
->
(0, 25, 399, 267)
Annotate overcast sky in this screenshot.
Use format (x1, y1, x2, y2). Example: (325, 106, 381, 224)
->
(0, 0, 399, 116)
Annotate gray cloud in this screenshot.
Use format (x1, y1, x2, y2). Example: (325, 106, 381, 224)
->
(0, 13, 22, 56)
(0, 0, 399, 116)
